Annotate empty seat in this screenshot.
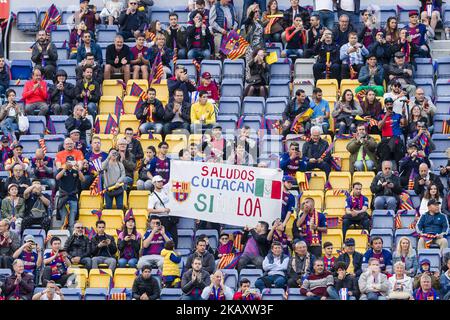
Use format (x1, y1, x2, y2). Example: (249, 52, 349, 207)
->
(97, 29, 119, 43)
(372, 210, 395, 229)
(369, 229, 393, 250)
(11, 60, 33, 80)
(266, 97, 287, 116)
(51, 29, 70, 44)
(60, 10, 75, 25)
(67, 268, 88, 289)
(223, 59, 245, 80)
(56, 60, 77, 79)
(414, 58, 435, 78)
(261, 135, 283, 154)
(242, 96, 265, 115)
(200, 60, 222, 83)
(160, 288, 183, 300)
(89, 269, 113, 289)
(102, 80, 125, 97)
(317, 79, 339, 98)
(435, 79, 450, 97)
(60, 288, 82, 300)
(240, 115, 262, 131)
(128, 190, 150, 209)
(221, 79, 243, 97)
(16, 10, 38, 32)
(221, 269, 239, 290)
(287, 287, 306, 300)
(178, 229, 194, 250)
(435, 97, 450, 115)
(293, 79, 314, 97)
(437, 57, 450, 78)
(294, 58, 315, 79)
(101, 210, 124, 229)
(79, 190, 103, 209)
(178, 217, 196, 229)
(217, 115, 239, 131)
(429, 152, 448, 169)
(151, 9, 171, 24)
(113, 268, 138, 289)
(43, 134, 65, 153)
(239, 269, 263, 288)
(195, 229, 219, 249)
(270, 61, 290, 81)
(431, 134, 450, 152)
(19, 135, 41, 153)
(49, 115, 69, 135)
(261, 288, 285, 300)
(84, 288, 109, 300)
(397, 5, 419, 24)
(269, 80, 290, 97)
(327, 172, 352, 190)
(218, 97, 241, 116)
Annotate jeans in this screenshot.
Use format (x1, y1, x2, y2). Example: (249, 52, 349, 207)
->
(354, 160, 375, 171)
(118, 258, 138, 268)
(237, 254, 264, 271)
(60, 199, 77, 233)
(25, 102, 49, 115)
(79, 257, 92, 270)
(0, 118, 18, 138)
(187, 48, 211, 60)
(136, 179, 153, 190)
(92, 256, 117, 272)
(305, 162, 331, 178)
(51, 103, 72, 115)
(337, 121, 356, 135)
(139, 122, 163, 134)
(137, 255, 164, 270)
(104, 191, 124, 209)
(365, 292, 387, 300)
(162, 122, 190, 136)
(254, 274, 287, 292)
(284, 49, 304, 58)
(86, 102, 97, 119)
(318, 10, 335, 30)
(342, 214, 370, 238)
(374, 196, 397, 210)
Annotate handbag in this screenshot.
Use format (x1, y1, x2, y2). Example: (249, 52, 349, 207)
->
(30, 198, 46, 219)
(18, 113, 29, 132)
(107, 186, 124, 197)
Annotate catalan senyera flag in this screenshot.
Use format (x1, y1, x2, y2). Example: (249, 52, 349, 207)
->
(40, 4, 61, 32)
(38, 139, 47, 155)
(149, 50, 164, 84)
(254, 178, 282, 199)
(442, 119, 450, 134)
(290, 108, 314, 134)
(104, 114, 119, 134)
(221, 30, 250, 60)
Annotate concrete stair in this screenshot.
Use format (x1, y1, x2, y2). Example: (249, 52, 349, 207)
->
(430, 40, 450, 59)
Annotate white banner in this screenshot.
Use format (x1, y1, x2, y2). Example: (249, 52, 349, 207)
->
(168, 160, 283, 227)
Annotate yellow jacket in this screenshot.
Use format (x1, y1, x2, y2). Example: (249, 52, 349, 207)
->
(161, 249, 181, 277)
(190, 101, 216, 124)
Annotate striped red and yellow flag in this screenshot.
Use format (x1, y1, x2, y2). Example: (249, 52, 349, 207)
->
(228, 36, 250, 60)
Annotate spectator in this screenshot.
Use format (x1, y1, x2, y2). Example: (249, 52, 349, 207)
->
(145, 20, 164, 47)
(279, 142, 303, 178)
(387, 261, 414, 300)
(393, 237, 418, 278)
(440, 257, 450, 300)
(189, 0, 210, 28)
(22, 68, 49, 116)
(90, 220, 118, 271)
(42, 237, 74, 287)
(370, 160, 402, 210)
(3, 259, 34, 300)
(294, 197, 327, 257)
(414, 163, 444, 198)
(385, 17, 399, 44)
(201, 270, 234, 300)
(300, 259, 334, 300)
(102, 149, 126, 209)
(163, 89, 192, 135)
(254, 241, 288, 292)
(197, 72, 219, 103)
(244, 48, 269, 99)
(4, 163, 30, 198)
(130, 32, 150, 80)
(0, 135, 12, 170)
(267, 217, 291, 255)
(233, 278, 262, 300)
(12, 235, 42, 277)
(362, 237, 393, 274)
(420, 0, 442, 31)
(302, 126, 332, 177)
(261, 0, 284, 43)
(322, 242, 335, 273)
(118, 216, 142, 268)
(383, 81, 409, 118)
(385, 51, 416, 98)
(190, 90, 216, 132)
(280, 175, 296, 221)
(32, 280, 64, 300)
(138, 215, 172, 270)
(202, 125, 233, 162)
(332, 89, 363, 135)
(76, 32, 103, 66)
(136, 88, 165, 135)
(413, 259, 440, 290)
(186, 12, 211, 60)
(0, 56, 9, 96)
(99, 0, 125, 25)
(282, 14, 306, 59)
(31, 30, 58, 80)
(167, 65, 196, 104)
(283, 0, 309, 29)
(132, 265, 161, 300)
(313, 30, 340, 81)
(76, 0, 100, 34)
(286, 240, 315, 288)
(81, 136, 107, 190)
(358, 10, 376, 48)
(74, 66, 101, 119)
(49, 70, 76, 116)
(406, 10, 429, 57)
(399, 143, 430, 189)
(409, 88, 436, 131)
(359, 90, 383, 134)
(237, 221, 270, 271)
(186, 238, 215, 275)
(123, 127, 144, 161)
(147, 33, 173, 79)
(339, 32, 369, 80)
(188, 142, 203, 161)
(336, 0, 359, 27)
(75, 52, 103, 84)
(417, 199, 449, 252)
(414, 273, 440, 300)
(4, 144, 29, 174)
(328, 261, 358, 300)
(282, 89, 310, 136)
(69, 22, 87, 59)
(304, 14, 325, 58)
(0, 219, 20, 269)
(356, 54, 384, 97)
(336, 238, 364, 278)
(332, 14, 354, 48)
(342, 182, 370, 238)
(148, 143, 171, 185)
(347, 124, 377, 174)
(227, 140, 255, 166)
(118, 0, 146, 40)
(358, 257, 389, 300)
(104, 35, 131, 83)
(0, 89, 22, 139)
(420, 184, 448, 216)
(164, 13, 187, 59)
(161, 240, 181, 288)
(64, 222, 92, 270)
(209, 0, 238, 58)
(407, 108, 431, 141)
(116, 138, 136, 189)
(367, 30, 391, 66)
(1, 184, 25, 233)
(308, 87, 330, 134)
(408, 122, 435, 159)
(181, 256, 211, 300)
(22, 180, 51, 233)
(137, 146, 156, 191)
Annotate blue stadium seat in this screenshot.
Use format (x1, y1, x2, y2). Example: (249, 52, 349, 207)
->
(19, 135, 41, 153)
(429, 152, 448, 169)
(287, 288, 306, 300)
(84, 288, 109, 300)
(266, 97, 288, 116)
(50, 29, 70, 44)
(414, 58, 435, 79)
(27, 116, 46, 134)
(175, 59, 197, 83)
(239, 269, 263, 288)
(0, 268, 12, 284)
(177, 229, 194, 250)
(265, 42, 283, 57)
(217, 115, 239, 131)
(152, 9, 171, 25)
(436, 79, 450, 97)
(371, 210, 395, 229)
(261, 135, 283, 154)
(178, 217, 196, 229)
(270, 61, 290, 81)
(10, 60, 33, 80)
(269, 80, 290, 97)
(60, 288, 82, 300)
(56, 60, 77, 79)
(432, 115, 447, 133)
(223, 59, 245, 80)
(60, 11, 75, 25)
(49, 115, 69, 135)
(174, 9, 190, 23)
(418, 249, 442, 272)
(405, 190, 421, 209)
(394, 229, 418, 250)
(96, 24, 119, 32)
(435, 97, 450, 115)
(379, 6, 397, 26)
(431, 134, 450, 152)
(16, 10, 38, 32)
(160, 288, 182, 300)
(437, 57, 450, 78)
(22, 229, 46, 249)
(56, 46, 69, 60)
(218, 97, 241, 116)
(241, 115, 262, 131)
(261, 288, 285, 300)
(221, 269, 239, 290)
(97, 29, 119, 43)
(9, 81, 25, 98)
(195, 229, 219, 249)
(414, 78, 434, 98)
(200, 60, 222, 84)
(369, 229, 393, 250)
(221, 79, 243, 97)
(44, 134, 65, 153)
(99, 43, 108, 61)
(242, 96, 265, 115)
(395, 210, 417, 229)
(397, 5, 420, 24)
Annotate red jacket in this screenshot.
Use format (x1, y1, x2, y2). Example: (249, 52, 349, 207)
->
(233, 290, 261, 300)
(198, 82, 219, 102)
(22, 80, 48, 105)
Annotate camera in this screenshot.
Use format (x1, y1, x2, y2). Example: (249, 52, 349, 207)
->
(155, 221, 161, 227)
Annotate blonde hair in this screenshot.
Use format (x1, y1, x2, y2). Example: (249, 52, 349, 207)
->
(395, 237, 414, 258)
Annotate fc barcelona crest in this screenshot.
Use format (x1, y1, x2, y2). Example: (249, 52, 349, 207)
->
(172, 181, 191, 202)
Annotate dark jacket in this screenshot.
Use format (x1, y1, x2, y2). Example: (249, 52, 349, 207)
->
(4, 273, 34, 300)
(31, 41, 58, 67)
(334, 273, 359, 297)
(186, 251, 215, 274)
(121, 152, 137, 179)
(164, 26, 187, 50)
(135, 99, 165, 124)
(105, 44, 131, 68)
(76, 42, 103, 65)
(314, 41, 340, 64)
(336, 251, 364, 278)
(283, 97, 311, 122)
(132, 275, 160, 300)
(414, 173, 445, 198)
(370, 173, 402, 198)
(118, 10, 146, 33)
(242, 229, 270, 258)
(75, 63, 103, 84)
(163, 101, 191, 123)
(64, 234, 91, 259)
(186, 25, 212, 51)
(399, 156, 431, 187)
(332, 25, 355, 48)
(118, 236, 141, 260)
(0, 229, 20, 256)
(90, 234, 117, 258)
(146, 46, 173, 68)
(167, 77, 196, 104)
(287, 253, 316, 285)
(247, 59, 269, 85)
(0, 67, 10, 89)
(181, 269, 211, 295)
(74, 79, 101, 104)
(368, 41, 392, 65)
(306, 26, 325, 51)
(358, 64, 384, 86)
(302, 138, 331, 162)
(283, 6, 310, 29)
(417, 212, 449, 236)
(126, 139, 144, 161)
(65, 115, 92, 142)
(49, 81, 76, 106)
(385, 62, 415, 85)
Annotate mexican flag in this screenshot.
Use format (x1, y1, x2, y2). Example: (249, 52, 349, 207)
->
(254, 179, 282, 199)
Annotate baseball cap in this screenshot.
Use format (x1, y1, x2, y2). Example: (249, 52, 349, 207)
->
(427, 199, 441, 206)
(175, 64, 187, 71)
(384, 97, 394, 104)
(409, 10, 419, 17)
(394, 51, 405, 58)
(282, 175, 295, 183)
(70, 129, 81, 135)
(212, 124, 222, 130)
(201, 72, 212, 79)
(7, 183, 19, 191)
(24, 235, 36, 243)
(420, 259, 431, 266)
(14, 144, 23, 149)
(344, 238, 355, 246)
(152, 175, 164, 183)
(1, 136, 9, 143)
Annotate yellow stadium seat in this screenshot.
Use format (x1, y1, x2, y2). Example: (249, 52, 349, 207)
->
(78, 212, 99, 229)
(99, 96, 120, 115)
(340, 79, 360, 95)
(317, 79, 338, 98)
(126, 79, 149, 96)
(95, 114, 118, 133)
(119, 114, 140, 134)
(140, 134, 163, 150)
(102, 80, 125, 97)
(323, 95, 337, 103)
(152, 83, 169, 104)
(345, 230, 369, 252)
(89, 269, 113, 288)
(325, 208, 345, 217)
(188, 134, 203, 146)
(334, 138, 351, 153)
(352, 171, 375, 192)
(96, 134, 115, 152)
(325, 190, 347, 209)
(68, 268, 88, 290)
(327, 172, 351, 190)
(79, 191, 103, 210)
(114, 268, 138, 288)
(322, 229, 343, 256)
(307, 171, 327, 190)
(101, 210, 125, 230)
(105, 229, 119, 245)
(165, 134, 188, 155)
(369, 134, 381, 143)
(128, 190, 150, 209)
(133, 209, 149, 230)
(123, 95, 140, 114)
(332, 152, 350, 171)
(320, 135, 332, 145)
(299, 190, 324, 211)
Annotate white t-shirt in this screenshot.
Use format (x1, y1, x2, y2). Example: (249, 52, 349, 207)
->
(148, 189, 170, 211)
(40, 293, 62, 300)
(339, 0, 355, 12)
(383, 92, 409, 120)
(315, 0, 334, 11)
